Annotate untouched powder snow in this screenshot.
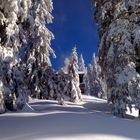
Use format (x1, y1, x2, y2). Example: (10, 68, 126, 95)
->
(0, 95, 140, 140)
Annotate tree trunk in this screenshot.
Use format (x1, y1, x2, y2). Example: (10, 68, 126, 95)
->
(139, 109, 140, 118)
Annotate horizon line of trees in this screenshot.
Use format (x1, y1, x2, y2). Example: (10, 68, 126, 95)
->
(0, 0, 103, 114)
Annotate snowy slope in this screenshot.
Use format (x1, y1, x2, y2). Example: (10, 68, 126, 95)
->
(0, 95, 140, 140)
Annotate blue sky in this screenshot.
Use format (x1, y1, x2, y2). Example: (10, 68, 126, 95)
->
(48, 0, 98, 69)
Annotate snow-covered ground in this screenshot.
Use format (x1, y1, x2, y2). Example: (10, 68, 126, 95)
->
(0, 95, 140, 140)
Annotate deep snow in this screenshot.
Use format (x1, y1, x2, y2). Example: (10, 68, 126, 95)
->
(0, 95, 140, 140)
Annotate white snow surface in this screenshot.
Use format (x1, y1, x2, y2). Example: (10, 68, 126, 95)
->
(0, 95, 140, 140)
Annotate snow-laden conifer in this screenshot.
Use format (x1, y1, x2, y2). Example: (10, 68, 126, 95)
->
(86, 54, 105, 98)
(79, 54, 86, 72)
(21, 0, 56, 98)
(67, 47, 82, 102)
(93, 0, 140, 117)
(0, 0, 28, 112)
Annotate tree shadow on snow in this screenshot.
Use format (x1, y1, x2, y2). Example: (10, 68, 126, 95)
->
(0, 97, 139, 140)
(0, 110, 140, 140)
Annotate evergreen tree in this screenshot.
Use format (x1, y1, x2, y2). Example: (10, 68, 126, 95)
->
(0, 0, 56, 112)
(21, 0, 56, 98)
(93, 0, 140, 117)
(0, 0, 30, 112)
(79, 54, 86, 72)
(83, 67, 89, 95)
(86, 54, 105, 98)
(92, 53, 98, 82)
(68, 47, 82, 102)
(92, 53, 104, 98)
(87, 64, 94, 95)
(128, 0, 140, 116)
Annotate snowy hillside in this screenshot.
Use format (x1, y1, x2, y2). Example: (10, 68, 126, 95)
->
(0, 95, 140, 140)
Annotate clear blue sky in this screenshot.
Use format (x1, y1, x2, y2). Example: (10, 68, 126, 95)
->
(48, 0, 98, 69)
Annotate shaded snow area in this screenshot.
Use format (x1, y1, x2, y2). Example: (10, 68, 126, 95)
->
(0, 95, 140, 140)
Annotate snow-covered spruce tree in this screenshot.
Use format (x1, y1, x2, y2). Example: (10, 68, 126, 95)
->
(12, 64, 29, 110)
(91, 53, 105, 98)
(127, 0, 140, 116)
(93, 0, 140, 117)
(0, 0, 30, 112)
(79, 54, 86, 72)
(87, 64, 94, 96)
(21, 0, 56, 98)
(56, 70, 71, 105)
(67, 47, 82, 102)
(86, 54, 105, 98)
(83, 67, 90, 95)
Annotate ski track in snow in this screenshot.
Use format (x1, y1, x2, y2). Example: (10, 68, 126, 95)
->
(0, 95, 140, 140)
